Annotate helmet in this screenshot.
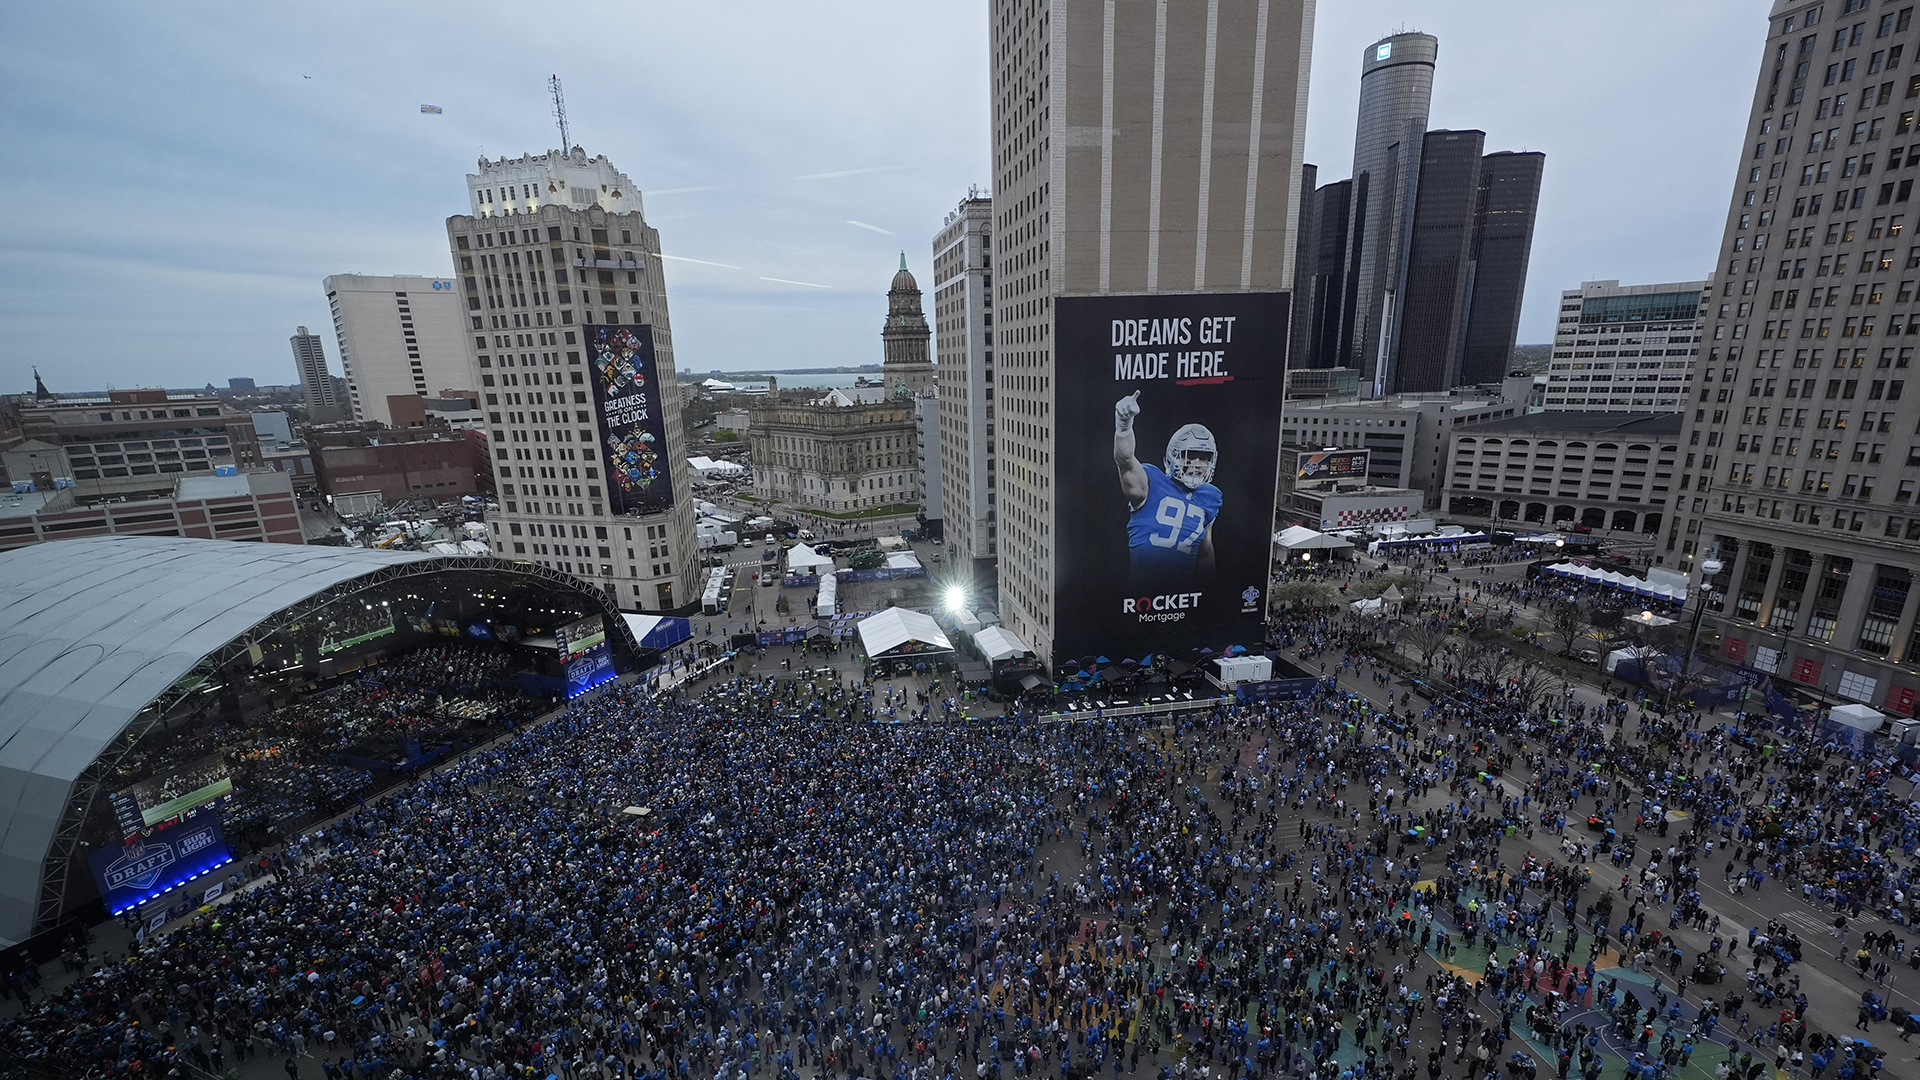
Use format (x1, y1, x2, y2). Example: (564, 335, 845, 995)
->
(1164, 424, 1218, 489)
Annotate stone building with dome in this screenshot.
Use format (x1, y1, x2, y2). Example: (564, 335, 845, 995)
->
(746, 260, 939, 520)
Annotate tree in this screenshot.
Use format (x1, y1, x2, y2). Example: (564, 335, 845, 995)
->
(1269, 580, 1338, 612)
(1399, 616, 1452, 673)
(1546, 600, 1590, 656)
(1508, 655, 1558, 715)
(711, 428, 742, 444)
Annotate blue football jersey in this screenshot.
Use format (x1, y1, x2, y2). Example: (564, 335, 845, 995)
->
(1126, 464, 1222, 587)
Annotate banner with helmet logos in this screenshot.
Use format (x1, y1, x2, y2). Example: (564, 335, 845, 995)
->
(585, 324, 676, 515)
(1053, 292, 1287, 663)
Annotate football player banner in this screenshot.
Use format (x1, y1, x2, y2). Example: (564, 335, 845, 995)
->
(1054, 293, 1287, 661)
(585, 324, 676, 514)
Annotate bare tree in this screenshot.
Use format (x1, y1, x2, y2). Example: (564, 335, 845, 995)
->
(1399, 617, 1451, 672)
(1459, 638, 1517, 686)
(1509, 655, 1558, 715)
(1546, 600, 1590, 656)
(1270, 580, 1338, 612)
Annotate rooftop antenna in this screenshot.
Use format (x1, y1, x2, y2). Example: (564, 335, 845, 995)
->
(549, 75, 571, 151)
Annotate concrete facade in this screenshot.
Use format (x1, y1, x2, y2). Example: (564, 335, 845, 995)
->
(447, 148, 697, 613)
(1670, 0, 1920, 717)
(932, 195, 996, 573)
(1279, 392, 1520, 497)
(1442, 411, 1681, 534)
(747, 387, 920, 513)
(323, 275, 473, 426)
(0, 470, 302, 553)
(10, 389, 259, 502)
(992, 0, 1314, 662)
(1545, 279, 1708, 413)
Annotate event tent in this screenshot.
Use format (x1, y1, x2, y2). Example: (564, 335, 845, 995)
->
(1540, 561, 1688, 602)
(973, 625, 1032, 663)
(1275, 525, 1352, 553)
(885, 552, 922, 571)
(786, 543, 835, 574)
(856, 608, 953, 659)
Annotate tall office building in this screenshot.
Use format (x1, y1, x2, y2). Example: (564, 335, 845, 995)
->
(1394, 129, 1486, 393)
(1544, 279, 1707, 412)
(991, 0, 1313, 660)
(289, 326, 343, 420)
(323, 275, 474, 425)
(447, 147, 696, 612)
(1671, 0, 1920, 718)
(1290, 34, 1542, 394)
(1458, 150, 1547, 384)
(1347, 33, 1437, 391)
(932, 194, 995, 579)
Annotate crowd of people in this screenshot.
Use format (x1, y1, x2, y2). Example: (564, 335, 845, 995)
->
(1, 593, 1915, 1080)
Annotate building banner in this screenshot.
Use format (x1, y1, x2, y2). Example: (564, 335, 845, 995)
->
(585, 325, 675, 514)
(1054, 293, 1288, 661)
(89, 816, 231, 916)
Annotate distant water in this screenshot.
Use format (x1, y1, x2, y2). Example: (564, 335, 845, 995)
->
(685, 373, 874, 390)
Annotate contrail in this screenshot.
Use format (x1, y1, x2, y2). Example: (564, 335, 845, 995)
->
(794, 165, 909, 181)
(846, 221, 895, 235)
(760, 276, 831, 289)
(659, 254, 742, 269)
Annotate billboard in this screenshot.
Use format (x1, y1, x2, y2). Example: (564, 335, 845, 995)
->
(107, 754, 232, 837)
(1054, 293, 1287, 661)
(585, 324, 675, 514)
(1295, 449, 1368, 482)
(556, 614, 615, 696)
(89, 815, 231, 915)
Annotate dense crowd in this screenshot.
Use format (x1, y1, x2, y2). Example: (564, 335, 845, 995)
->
(4, 602, 1917, 1080)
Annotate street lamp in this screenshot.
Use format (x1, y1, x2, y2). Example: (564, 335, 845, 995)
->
(945, 585, 965, 612)
(1671, 557, 1724, 715)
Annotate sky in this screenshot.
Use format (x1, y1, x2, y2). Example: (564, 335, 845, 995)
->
(0, 1, 1765, 391)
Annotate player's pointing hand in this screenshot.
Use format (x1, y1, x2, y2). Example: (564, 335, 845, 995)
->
(1115, 391, 1142, 424)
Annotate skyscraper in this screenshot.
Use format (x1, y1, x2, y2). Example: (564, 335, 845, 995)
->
(289, 326, 343, 420)
(1347, 33, 1437, 392)
(1458, 150, 1547, 384)
(1290, 34, 1542, 393)
(991, 0, 1313, 661)
(323, 274, 473, 425)
(1393, 128, 1485, 393)
(1670, 1, 1920, 719)
(446, 147, 696, 613)
(932, 194, 995, 578)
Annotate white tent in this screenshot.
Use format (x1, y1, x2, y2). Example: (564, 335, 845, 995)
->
(1349, 597, 1384, 616)
(786, 543, 835, 574)
(885, 552, 922, 570)
(1830, 703, 1885, 731)
(1275, 525, 1352, 552)
(974, 625, 1031, 663)
(815, 572, 838, 618)
(857, 608, 954, 658)
(688, 456, 747, 477)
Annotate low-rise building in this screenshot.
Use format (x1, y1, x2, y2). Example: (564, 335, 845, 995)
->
(1277, 388, 1524, 497)
(309, 421, 485, 507)
(4, 389, 260, 500)
(1275, 446, 1424, 532)
(1442, 412, 1681, 533)
(0, 470, 303, 552)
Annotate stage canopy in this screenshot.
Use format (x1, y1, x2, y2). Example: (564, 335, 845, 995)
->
(621, 613, 692, 650)
(857, 608, 953, 659)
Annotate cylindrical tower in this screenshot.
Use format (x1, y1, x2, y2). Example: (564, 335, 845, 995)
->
(1344, 32, 1437, 393)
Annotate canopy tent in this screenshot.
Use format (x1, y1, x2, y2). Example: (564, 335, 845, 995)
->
(1830, 703, 1885, 731)
(856, 608, 954, 659)
(786, 543, 835, 574)
(885, 552, 922, 570)
(1540, 561, 1687, 602)
(974, 625, 1032, 663)
(814, 572, 838, 618)
(1275, 525, 1352, 553)
(1349, 597, 1384, 616)
(622, 613, 693, 650)
(950, 609, 984, 635)
(688, 456, 747, 477)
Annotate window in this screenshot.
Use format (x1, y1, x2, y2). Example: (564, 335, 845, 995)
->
(1837, 669, 1879, 701)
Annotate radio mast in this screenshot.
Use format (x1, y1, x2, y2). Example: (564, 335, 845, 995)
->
(550, 75, 571, 151)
